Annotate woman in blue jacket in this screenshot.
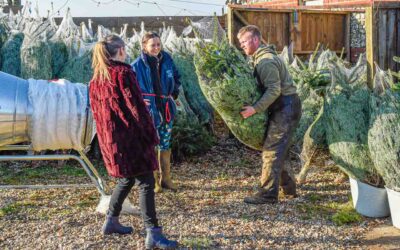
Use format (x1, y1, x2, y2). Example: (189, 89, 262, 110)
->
(132, 32, 181, 193)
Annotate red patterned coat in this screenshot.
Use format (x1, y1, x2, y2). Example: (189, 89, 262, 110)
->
(89, 60, 159, 178)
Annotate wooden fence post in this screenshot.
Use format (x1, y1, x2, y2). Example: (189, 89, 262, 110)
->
(365, 6, 376, 89)
(227, 6, 234, 45)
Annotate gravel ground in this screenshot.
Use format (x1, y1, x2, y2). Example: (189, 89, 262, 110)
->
(0, 137, 387, 249)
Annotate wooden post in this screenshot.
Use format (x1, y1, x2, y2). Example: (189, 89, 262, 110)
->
(227, 6, 234, 45)
(345, 13, 351, 62)
(365, 6, 376, 89)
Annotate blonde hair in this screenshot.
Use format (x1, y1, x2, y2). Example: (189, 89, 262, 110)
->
(92, 35, 125, 82)
(237, 25, 261, 40)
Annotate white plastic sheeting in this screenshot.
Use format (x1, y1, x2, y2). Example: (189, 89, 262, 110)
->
(28, 79, 89, 151)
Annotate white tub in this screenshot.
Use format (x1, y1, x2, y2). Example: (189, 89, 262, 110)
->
(350, 177, 390, 218)
(386, 187, 400, 229)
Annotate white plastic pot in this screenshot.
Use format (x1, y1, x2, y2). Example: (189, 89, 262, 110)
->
(386, 187, 400, 229)
(349, 177, 390, 218)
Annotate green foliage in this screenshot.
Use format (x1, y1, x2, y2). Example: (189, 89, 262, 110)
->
(49, 39, 69, 78)
(325, 59, 383, 186)
(293, 90, 323, 146)
(300, 105, 326, 166)
(1, 32, 24, 76)
(59, 50, 93, 84)
(0, 201, 36, 218)
(173, 54, 213, 125)
(172, 116, 215, 161)
(0, 19, 7, 51)
(21, 37, 52, 79)
(194, 40, 267, 150)
(172, 90, 215, 160)
(181, 237, 213, 248)
(126, 41, 141, 63)
(391, 56, 400, 88)
(289, 50, 336, 147)
(296, 196, 362, 226)
(331, 202, 363, 226)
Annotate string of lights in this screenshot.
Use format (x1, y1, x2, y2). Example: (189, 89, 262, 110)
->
(88, 0, 120, 6)
(165, 0, 224, 7)
(123, 0, 212, 15)
(47, 0, 70, 17)
(33, 0, 224, 17)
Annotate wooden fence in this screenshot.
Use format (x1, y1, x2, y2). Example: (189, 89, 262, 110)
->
(227, 6, 350, 57)
(366, 4, 400, 84)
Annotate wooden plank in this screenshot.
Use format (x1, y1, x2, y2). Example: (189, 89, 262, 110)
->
(378, 10, 388, 70)
(397, 9, 400, 73)
(345, 13, 351, 61)
(283, 12, 290, 47)
(227, 6, 234, 45)
(295, 10, 302, 52)
(387, 9, 397, 71)
(365, 6, 376, 88)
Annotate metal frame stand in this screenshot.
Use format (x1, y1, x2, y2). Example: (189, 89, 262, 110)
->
(0, 145, 109, 195)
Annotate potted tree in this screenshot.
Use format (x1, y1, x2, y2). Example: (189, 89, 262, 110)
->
(369, 61, 400, 228)
(324, 57, 389, 218)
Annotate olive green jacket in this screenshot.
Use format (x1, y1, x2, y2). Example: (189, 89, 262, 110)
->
(252, 45, 297, 113)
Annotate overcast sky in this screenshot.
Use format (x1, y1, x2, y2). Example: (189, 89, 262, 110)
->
(21, 0, 227, 17)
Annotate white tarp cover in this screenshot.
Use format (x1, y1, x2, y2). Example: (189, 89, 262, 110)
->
(28, 79, 88, 151)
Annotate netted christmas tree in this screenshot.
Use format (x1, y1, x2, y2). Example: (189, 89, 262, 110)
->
(368, 61, 400, 191)
(290, 49, 336, 146)
(324, 59, 383, 186)
(172, 53, 213, 126)
(194, 34, 266, 150)
(59, 50, 93, 84)
(172, 87, 215, 160)
(49, 39, 69, 78)
(20, 34, 52, 79)
(1, 31, 24, 76)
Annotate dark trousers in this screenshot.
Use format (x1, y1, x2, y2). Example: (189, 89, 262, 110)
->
(108, 173, 158, 229)
(260, 94, 302, 198)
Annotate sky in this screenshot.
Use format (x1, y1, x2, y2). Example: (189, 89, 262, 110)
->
(21, 0, 227, 17)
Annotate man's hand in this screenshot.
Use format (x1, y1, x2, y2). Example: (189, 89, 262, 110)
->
(240, 106, 256, 119)
(144, 99, 151, 106)
(175, 100, 181, 106)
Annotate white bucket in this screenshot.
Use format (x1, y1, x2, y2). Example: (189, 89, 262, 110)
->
(349, 177, 390, 218)
(386, 187, 400, 229)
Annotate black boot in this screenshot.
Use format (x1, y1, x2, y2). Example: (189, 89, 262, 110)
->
(145, 227, 178, 250)
(280, 180, 297, 198)
(244, 191, 278, 204)
(102, 215, 133, 235)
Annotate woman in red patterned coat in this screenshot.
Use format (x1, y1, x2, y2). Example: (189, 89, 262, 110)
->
(89, 35, 177, 249)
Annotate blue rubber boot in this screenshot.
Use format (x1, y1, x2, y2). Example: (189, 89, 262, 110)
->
(145, 227, 178, 249)
(102, 215, 133, 235)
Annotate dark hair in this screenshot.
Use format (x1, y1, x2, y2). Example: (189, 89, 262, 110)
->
(92, 35, 125, 81)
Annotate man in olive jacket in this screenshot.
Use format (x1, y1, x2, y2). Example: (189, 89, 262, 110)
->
(238, 25, 301, 204)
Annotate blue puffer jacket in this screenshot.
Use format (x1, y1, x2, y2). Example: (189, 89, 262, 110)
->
(131, 51, 181, 128)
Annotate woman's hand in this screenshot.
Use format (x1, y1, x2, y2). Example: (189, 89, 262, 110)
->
(175, 100, 181, 106)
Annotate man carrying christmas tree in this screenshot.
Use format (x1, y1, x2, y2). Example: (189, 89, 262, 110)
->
(238, 25, 301, 204)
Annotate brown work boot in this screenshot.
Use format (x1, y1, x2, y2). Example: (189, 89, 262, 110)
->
(159, 150, 178, 191)
(280, 169, 297, 198)
(280, 181, 297, 198)
(153, 170, 163, 193)
(244, 191, 278, 205)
